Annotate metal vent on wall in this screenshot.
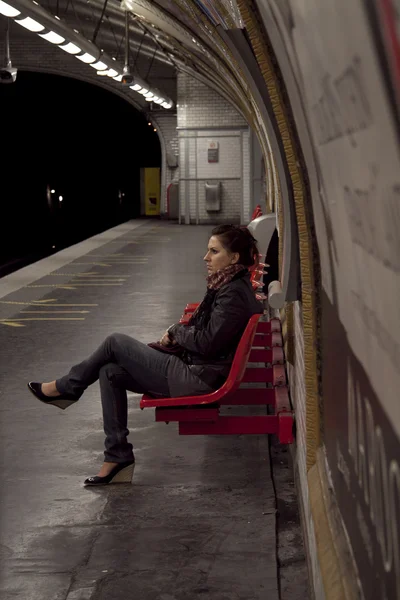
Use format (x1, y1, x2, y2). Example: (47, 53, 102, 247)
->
(205, 181, 221, 212)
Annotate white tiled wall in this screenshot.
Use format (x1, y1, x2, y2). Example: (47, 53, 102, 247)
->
(178, 73, 247, 129)
(150, 111, 179, 214)
(177, 73, 251, 224)
(196, 135, 241, 179)
(242, 129, 251, 221)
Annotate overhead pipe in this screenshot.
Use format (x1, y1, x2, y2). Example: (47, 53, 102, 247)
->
(121, 9, 133, 83)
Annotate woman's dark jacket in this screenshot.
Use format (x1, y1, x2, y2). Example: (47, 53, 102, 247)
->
(167, 270, 263, 396)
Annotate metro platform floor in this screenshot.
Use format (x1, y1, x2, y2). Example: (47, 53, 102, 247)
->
(0, 220, 306, 600)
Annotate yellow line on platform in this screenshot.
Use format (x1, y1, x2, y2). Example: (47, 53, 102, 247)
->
(27, 283, 123, 288)
(21, 310, 90, 313)
(73, 263, 111, 267)
(0, 300, 98, 306)
(50, 272, 99, 275)
(0, 317, 85, 322)
(52, 273, 130, 278)
(88, 254, 150, 258)
(27, 285, 77, 289)
(90, 260, 147, 263)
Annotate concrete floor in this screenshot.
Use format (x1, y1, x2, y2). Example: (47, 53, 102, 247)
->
(0, 220, 288, 600)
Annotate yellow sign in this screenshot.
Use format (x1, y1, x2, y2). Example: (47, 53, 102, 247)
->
(144, 168, 160, 215)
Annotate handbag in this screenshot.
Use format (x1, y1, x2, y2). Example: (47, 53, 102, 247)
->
(147, 341, 184, 356)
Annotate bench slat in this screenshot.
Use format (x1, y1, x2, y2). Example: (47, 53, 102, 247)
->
(242, 364, 286, 385)
(179, 416, 279, 435)
(252, 332, 283, 347)
(219, 388, 278, 405)
(249, 348, 284, 363)
(155, 407, 219, 422)
(256, 319, 281, 333)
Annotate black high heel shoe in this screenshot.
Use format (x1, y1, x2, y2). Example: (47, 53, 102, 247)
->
(84, 460, 135, 486)
(27, 382, 78, 410)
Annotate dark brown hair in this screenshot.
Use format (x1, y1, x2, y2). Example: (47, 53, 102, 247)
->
(211, 224, 259, 267)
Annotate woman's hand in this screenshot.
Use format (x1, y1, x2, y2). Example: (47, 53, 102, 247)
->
(159, 331, 177, 346)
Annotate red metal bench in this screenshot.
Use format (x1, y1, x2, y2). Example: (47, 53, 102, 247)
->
(140, 314, 294, 444)
(250, 204, 263, 221)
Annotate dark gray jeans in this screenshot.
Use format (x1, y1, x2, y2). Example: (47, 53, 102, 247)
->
(56, 333, 171, 463)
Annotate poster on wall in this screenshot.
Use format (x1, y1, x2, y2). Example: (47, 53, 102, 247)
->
(366, 0, 400, 135)
(144, 168, 160, 216)
(290, 0, 400, 597)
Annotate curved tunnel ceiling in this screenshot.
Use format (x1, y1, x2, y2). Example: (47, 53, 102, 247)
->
(2, 0, 272, 121)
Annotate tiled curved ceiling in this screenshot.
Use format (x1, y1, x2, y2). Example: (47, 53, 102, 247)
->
(5, 0, 271, 140)
(119, 0, 270, 147)
(26, 0, 178, 101)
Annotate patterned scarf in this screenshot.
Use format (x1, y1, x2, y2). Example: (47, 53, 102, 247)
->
(206, 263, 246, 290)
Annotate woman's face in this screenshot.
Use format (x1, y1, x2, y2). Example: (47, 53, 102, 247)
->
(203, 235, 239, 275)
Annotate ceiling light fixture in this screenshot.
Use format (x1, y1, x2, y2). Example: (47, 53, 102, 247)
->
(90, 60, 108, 70)
(39, 30, 65, 44)
(15, 15, 44, 32)
(59, 41, 81, 54)
(76, 52, 96, 64)
(0, 0, 20, 16)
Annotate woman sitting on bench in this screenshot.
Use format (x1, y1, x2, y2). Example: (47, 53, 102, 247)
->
(27, 224, 263, 486)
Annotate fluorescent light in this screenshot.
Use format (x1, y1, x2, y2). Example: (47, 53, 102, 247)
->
(162, 102, 171, 109)
(143, 92, 154, 98)
(113, 74, 123, 82)
(130, 84, 142, 91)
(39, 31, 65, 44)
(152, 96, 160, 102)
(15, 16, 45, 32)
(90, 60, 108, 70)
(59, 42, 81, 54)
(138, 88, 149, 95)
(106, 68, 119, 78)
(0, 1, 20, 16)
(76, 53, 96, 64)
(154, 98, 164, 104)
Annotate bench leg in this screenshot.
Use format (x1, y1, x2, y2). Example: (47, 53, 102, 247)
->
(278, 412, 294, 444)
